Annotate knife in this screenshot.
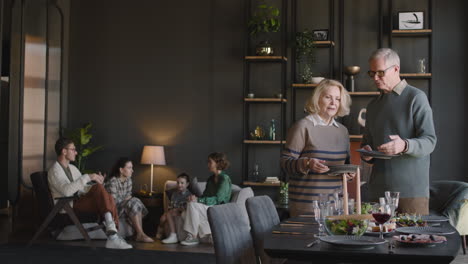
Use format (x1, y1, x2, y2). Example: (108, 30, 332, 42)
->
(306, 240, 319, 248)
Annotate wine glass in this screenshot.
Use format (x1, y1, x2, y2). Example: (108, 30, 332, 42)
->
(371, 203, 392, 239)
(313, 201, 323, 237)
(385, 191, 400, 216)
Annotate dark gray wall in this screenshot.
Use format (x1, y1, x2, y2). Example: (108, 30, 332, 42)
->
(68, 0, 467, 194)
(68, 0, 244, 192)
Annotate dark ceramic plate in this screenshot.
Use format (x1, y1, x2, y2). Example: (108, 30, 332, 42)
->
(356, 149, 399, 159)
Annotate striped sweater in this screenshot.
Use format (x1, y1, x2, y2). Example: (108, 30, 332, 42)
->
(280, 116, 350, 216)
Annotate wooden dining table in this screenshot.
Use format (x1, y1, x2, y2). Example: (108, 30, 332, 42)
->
(264, 216, 461, 264)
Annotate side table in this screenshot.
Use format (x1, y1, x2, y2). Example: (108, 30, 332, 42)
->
(133, 192, 164, 237)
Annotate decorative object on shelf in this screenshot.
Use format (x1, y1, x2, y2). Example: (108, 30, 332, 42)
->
(417, 58, 427, 73)
(312, 29, 329, 41)
(140, 145, 166, 195)
(358, 108, 367, 128)
(295, 29, 317, 84)
(344, 66, 361, 92)
(250, 125, 266, 140)
(269, 119, 276, 140)
(247, 93, 255, 98)
(248, 2, 280, 55)
(279, 181, 289, 205)
(251, 164, 260, 182)
(62, 122, 103, 173)
(398, 12, 424, 30)
(255, 40, 274, 56)
(311, 76, 325, 84)
(274, 93, 283, 98)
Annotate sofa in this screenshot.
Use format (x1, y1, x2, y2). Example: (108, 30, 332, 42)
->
(163, 179, 254, 242)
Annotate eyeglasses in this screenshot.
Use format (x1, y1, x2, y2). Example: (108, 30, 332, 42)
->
(367, 65, 395, 78)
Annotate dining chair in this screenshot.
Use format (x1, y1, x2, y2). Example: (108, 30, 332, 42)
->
(246, 195, 286, 264)
(207, 203, 256, 264)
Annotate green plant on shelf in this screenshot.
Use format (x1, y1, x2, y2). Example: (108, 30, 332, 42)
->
(248, 2, 281, 39)
(295, 29, 317, 83)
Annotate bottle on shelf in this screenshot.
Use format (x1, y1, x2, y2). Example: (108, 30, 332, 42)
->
(269, 119, 276, 140)
(252, 164, 260, 182)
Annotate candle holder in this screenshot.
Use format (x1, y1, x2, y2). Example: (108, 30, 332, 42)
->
(344, 66, 361, 92)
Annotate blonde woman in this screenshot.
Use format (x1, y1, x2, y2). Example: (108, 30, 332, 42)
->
(280, 79, 354, 217)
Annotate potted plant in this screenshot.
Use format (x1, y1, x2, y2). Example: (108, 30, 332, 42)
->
(295, 29, 318, 83)
(279, 181, 289, 205)
(248, 2, 281, 56)
(63, 123, 103, 173)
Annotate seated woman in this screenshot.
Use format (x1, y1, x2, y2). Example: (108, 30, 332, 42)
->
(156, 173, 192, 244)
(105, 157, 153, 243)
(280, 79, 354, 217)
(180, 152, 232, 246)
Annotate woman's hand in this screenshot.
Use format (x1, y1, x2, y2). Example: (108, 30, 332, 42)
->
(345, 173, 356, 181)
(360, 145, 374, 161)
(307, 158, 329, 173)
(188, 195, 198, 202)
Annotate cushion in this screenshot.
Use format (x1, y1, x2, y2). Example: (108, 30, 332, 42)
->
(56, 223, 107, 240)
(188, 177, 203, 197)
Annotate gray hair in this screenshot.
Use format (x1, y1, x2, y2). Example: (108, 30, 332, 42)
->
(304, 79, 351, 117)
(368, 48, 400, 67)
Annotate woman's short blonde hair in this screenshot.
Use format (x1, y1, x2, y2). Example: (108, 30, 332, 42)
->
(304, 79, 351, 117)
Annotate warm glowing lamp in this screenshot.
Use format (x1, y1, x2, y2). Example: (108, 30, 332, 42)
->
(140, 146, 166, 194)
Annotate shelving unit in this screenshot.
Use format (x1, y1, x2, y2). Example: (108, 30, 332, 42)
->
(291, 0, 336, 122)
(388, 0, 433, 101)
(242, 0, 288, 187)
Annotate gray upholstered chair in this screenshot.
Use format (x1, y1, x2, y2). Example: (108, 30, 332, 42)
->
(430, 180, 468, 254)
(246, 195, 285, 264)
(207, 203, 256, 264)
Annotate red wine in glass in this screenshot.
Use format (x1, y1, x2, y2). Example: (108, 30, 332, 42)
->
(372, 213, 391, 225)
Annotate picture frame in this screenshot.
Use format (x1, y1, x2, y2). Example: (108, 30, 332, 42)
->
(312, 29, 328, 41)
(398, 12, 424, 30)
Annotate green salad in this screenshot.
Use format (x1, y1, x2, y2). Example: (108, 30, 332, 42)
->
(361, 202, 373, 214)
(325, 219, 368, 236)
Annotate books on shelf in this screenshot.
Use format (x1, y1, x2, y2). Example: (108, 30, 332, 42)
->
(264, 177, 280, 184)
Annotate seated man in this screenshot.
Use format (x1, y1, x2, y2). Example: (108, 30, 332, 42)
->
(48, 137, 132, 249)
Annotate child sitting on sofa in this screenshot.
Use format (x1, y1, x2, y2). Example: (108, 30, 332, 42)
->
(156, 173, 192, 244)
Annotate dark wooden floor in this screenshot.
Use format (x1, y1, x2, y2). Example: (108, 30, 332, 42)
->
(0, 207, 214, 255)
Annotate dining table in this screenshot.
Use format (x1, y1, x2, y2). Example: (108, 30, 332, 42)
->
(264, 216, 461, 264)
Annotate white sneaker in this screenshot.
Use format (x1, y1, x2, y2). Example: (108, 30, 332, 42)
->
(162, 233, 178, 244)
(105, 222, 117, 236)
(106, 236, 133, 249)
(180, 233, 199, 246)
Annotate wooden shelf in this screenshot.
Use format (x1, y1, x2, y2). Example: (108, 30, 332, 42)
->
(313, 40, 335, 47)
(243, 181, 280, 187)
(244, 140, 285, 144)
(392, 29, 432, 36)
(349, 91, 380, 96)
(244, 98, 287, 103)
(245, 56, 287, 61)
(292, 83, 319, 88)
(349, 135, 363, 140)
(400, 73, 432, 78)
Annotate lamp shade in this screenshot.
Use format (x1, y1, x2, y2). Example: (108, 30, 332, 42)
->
(141, 146, 166, 165)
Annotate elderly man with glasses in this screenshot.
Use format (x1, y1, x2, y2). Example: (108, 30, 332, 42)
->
(360, 48, 436, 215)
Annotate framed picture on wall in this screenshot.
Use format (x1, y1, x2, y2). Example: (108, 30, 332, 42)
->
(398, 12, 424, 30)
(312, 29, 328, 41)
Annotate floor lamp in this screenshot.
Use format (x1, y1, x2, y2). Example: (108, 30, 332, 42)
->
(141, 146, 166, 195)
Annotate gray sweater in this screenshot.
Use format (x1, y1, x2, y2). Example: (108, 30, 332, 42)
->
(363, 80, 437, 200)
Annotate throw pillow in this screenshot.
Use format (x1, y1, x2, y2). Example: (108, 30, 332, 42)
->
(188, 177, 203, 197)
